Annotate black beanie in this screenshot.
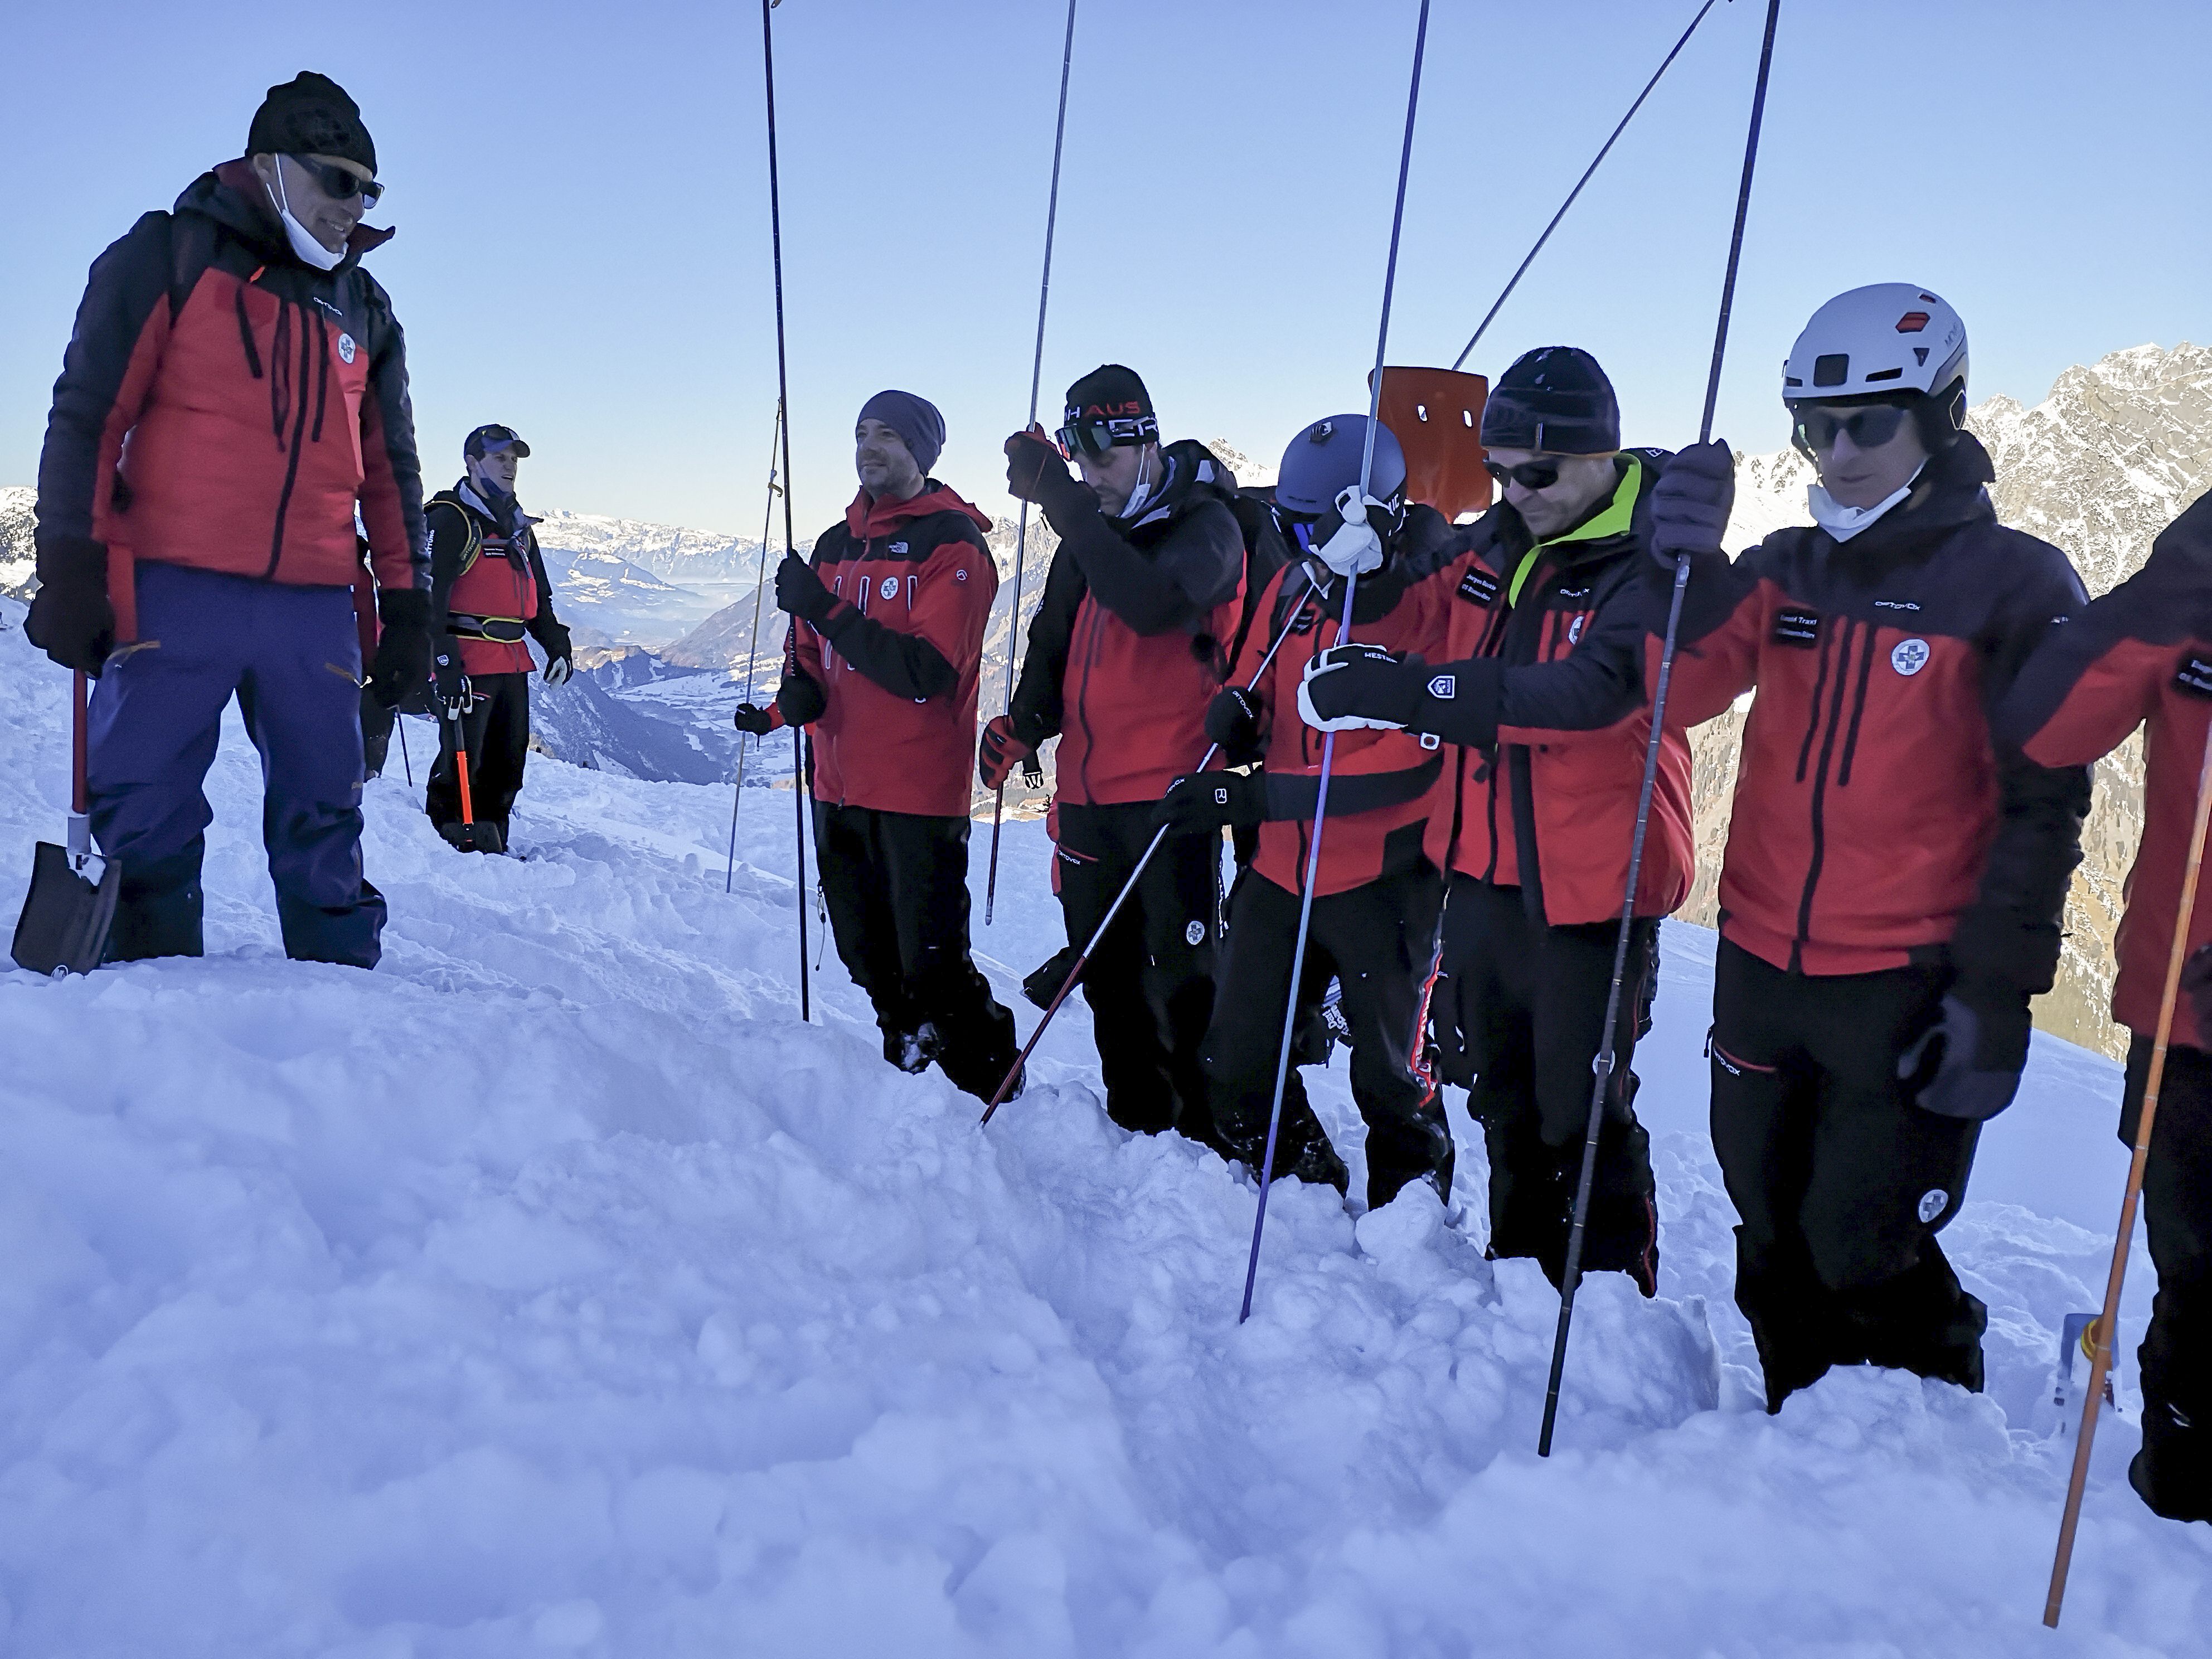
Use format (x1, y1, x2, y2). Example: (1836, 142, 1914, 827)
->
(1480, 346, 1620, 454)
(1064, 364, 1157, 439)
(247, 72, 376, 174)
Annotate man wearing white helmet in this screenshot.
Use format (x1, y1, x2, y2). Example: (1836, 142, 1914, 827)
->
(1633, 285, 2089, 1410)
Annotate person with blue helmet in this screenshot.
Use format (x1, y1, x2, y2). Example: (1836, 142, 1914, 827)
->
(1156, 413, 1457, 1207)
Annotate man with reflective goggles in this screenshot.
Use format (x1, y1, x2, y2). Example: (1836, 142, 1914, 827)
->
(27, 70, 424, 967)
(421, 425, 573, 853)
(1631, 284, 2089, 1411)
(1296, 347, 1683, 1288)
(995, 364, 1250, 1146)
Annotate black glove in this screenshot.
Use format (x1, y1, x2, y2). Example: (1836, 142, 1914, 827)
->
(977, 715, 1033, 790)
(1005, 428, 1080, 508)
(367, 589, 433, 710)
(535, 620, 574, 686)
(732, 702, 781, 736)
(1023, 943, 1084, 1011)
(431, 639, 471, 720)
(776, 669, 827, 727)
(1204, 687, 1265, 760)
(25, 534, 115, 675)
(1152, 769, 1264, 835)
(1649, 438, 1736, 568)
(1299, 641, 1428, 730)
(775, 552, 838, 625)
(1897, 981, 2032, 1120)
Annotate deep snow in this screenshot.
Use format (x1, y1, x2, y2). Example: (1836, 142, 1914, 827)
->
(0, 599, 2206, 1657)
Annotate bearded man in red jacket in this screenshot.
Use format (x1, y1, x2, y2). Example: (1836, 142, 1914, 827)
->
(736, 392, 1017, 1098)
(28, 71, 428, 968)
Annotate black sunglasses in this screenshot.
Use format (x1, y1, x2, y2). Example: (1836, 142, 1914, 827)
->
(293, 156, 384, 207)
(1794, 402, 1911, 453)
(1484, 457, 1564, 491)
(1056, 415, 1156, 458)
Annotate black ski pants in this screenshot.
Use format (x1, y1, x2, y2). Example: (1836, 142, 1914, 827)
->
(427, 672, 532, 843)
(1710, 938, 1987, 1412)
(1202, 861, 1453, 1210)
(1440, 873, 1660, 1296)
(1054, 802, 1219, 1138)
(2122, 1035, 2212, 1519)
(814, 802, 1016, 1102)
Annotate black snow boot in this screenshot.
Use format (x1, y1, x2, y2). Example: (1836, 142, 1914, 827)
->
(2132, 1400, 2212, 1524)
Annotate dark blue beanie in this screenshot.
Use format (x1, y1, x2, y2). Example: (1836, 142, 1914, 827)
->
(857, 390, 945, 477)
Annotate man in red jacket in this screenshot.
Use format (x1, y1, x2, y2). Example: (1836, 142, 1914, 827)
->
(736, 391, 1016, 1098)
(28, 71, 427, 967)
(1640, 285, 2089, 1410)
(1160, 414, 1456, 1208)
(423, 424, 573, 853)
(2000, 488, 2212, 1524)
(991, 366, 1250, 1141)
(1299, 348, 1685, 1294)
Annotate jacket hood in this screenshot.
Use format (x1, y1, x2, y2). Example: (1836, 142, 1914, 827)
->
(844, 481, 993, 540)
(180, 159, 395, 271)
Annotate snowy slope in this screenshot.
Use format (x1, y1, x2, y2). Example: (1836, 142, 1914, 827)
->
(0, 597, 2205, 1655)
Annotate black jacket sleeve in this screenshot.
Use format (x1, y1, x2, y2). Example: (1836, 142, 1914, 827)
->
(817, 597, 958, 702)
(1033, 469, 1242, 638)
(1007, 543, 1086, 748)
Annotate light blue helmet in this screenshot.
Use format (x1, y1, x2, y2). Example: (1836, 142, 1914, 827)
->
(1274, 414, 1408, 519)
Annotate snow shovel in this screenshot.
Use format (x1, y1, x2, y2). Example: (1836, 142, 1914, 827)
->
(11, 671, 120, 976)
(1371, 365, 1492, 521)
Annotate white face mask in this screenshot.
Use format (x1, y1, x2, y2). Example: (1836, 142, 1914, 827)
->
(264, 159, 346, 271)
(1116, 447, 1159, 522)
(1807, 459, 1927, 544)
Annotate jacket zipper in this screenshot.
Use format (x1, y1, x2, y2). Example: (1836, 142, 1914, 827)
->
(1791, 615, 1859, 970)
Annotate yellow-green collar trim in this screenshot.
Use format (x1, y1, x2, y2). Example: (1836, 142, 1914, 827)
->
(1507, 455, 1643, 608)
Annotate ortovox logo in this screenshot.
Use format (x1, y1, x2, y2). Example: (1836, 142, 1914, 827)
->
(1917, 1188, 1949, 1224)
(880, 577, 899, 600)
(1185, 920, 1206, 947)
(1873, 599, 1922, 611)
(1428, 675, 1456, 700)
(889, 541, 909, 556)
(1891, 638, 1930, 676)
(336, 332, 356, 365)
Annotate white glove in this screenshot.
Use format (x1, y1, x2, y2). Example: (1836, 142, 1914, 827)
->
(1297, 642, 1409, 733)
(1310, 484, 1386, 577)
(541, 654, 573, 686)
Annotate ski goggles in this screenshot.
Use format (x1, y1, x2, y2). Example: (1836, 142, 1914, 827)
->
(292, 155, 384, 208)
(1056, 414, 1159, 458)
(1793, 400, 1913, 453)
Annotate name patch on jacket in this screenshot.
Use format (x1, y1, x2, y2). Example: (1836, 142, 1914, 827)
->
(1456, 567, 1501, 607)
(2175, 653, 2212, 699)
(1772, 607, 1822, 648)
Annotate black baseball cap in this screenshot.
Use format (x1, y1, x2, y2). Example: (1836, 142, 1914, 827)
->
(464, 424, 531, 460)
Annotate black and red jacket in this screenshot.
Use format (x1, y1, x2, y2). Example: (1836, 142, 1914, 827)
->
(1244, 507, 1455, 899)
(1007, 439, 1246, 805)
(36, 159, 426, 638)
(1402, 449, 1694, 926)
(785, 482, 998, 818)
(2001, 489, 2212, 1044)
(426, 482, 564, 678)
(1653, 433, 2088, 983)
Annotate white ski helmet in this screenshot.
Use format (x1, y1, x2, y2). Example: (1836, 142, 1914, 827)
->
(1782, 283, 1968, 436)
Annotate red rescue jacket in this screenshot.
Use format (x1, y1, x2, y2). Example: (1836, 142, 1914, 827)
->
(35, 160, 426, 638)
(789, 483, 997, 818)
(2002, 489, 2212, 1044)
(427, 482, 564, 677)
(1411, 450, 1693, 925)
(1247, 516, 1453, 899)
(1653, 434, 2087, 982)
(1008, 440, 1246, 805)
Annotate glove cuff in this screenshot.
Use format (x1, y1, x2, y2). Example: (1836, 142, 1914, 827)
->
(1948, 910, 2062, 996)
(33, 533, 109, 588)
(378, 587, 431, 629)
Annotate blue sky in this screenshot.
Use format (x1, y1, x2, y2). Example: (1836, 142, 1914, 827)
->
(1, 0, 2205, 539)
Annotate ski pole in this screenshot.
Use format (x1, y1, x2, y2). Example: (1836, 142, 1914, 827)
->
(986, 0, 1080, 928)
(2044, 714, 2212, 1626)
(978, 567, 1323, 1124)
(1240, 0, 1430, 1326)
(761, 0, 808, 1022)
(1451, 0, 1720, 371)
(729, 397, 784, 894)
(1538, 0, 1782, 1458)
(396, 710, 413, 787)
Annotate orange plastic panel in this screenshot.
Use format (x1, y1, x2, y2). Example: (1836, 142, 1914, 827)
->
(1373, 366, 1492, 520)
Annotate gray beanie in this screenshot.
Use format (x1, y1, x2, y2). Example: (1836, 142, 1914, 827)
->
(857, 390, 945, 477)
